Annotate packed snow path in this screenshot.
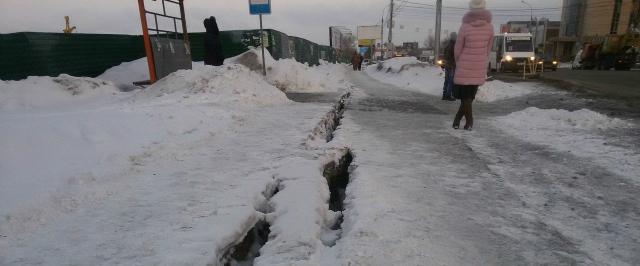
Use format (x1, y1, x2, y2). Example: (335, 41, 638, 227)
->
(327, 71, 640, 265)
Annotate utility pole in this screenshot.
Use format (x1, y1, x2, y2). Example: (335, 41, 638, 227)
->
(381, 16, 385, 60)
(434, 0, 442, 61)
(389, 0, 394, 56)
(522, 0, 534, 45)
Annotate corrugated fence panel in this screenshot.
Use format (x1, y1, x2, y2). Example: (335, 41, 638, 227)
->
(1, 31, 337, 80)
(0, 32, 145, 80)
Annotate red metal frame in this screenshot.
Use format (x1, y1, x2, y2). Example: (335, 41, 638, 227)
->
(136, 0, 189, 84)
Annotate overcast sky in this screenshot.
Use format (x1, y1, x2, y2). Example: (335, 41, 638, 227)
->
(0, 0, 561, 46)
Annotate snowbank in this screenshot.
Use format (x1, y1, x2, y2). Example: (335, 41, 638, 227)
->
(228, 48, 349, 93)
(1, 48, 351, 265)
(97, 49, 349, 93)
(495, 108, 638, 182)
(476, 80, 536, 102)
(135, 64, 291, 106)
(0, 75, 121, 111)
(0, 63, 292, 225)
(497, 107, 632, 131)
(96, 58, 151, 85)
(366, 57, 534, 102)
(97, 58, 206, 86)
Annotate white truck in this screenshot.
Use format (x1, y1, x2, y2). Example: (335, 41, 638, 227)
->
(488, 33, 535, 72)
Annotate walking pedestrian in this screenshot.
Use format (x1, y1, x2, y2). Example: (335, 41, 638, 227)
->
(203, 16, 224, 66)
(352, 52, 362, 71)
(452, 0, 494, 131)
(442, 32, 457, 101)
(359, 54, 365, 71)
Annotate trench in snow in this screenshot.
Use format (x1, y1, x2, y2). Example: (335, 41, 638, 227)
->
(219, 92, 354, 262)
(218, 182, 280, 266)
(318, 92, 355, 232)
(323, 149, 354, 231)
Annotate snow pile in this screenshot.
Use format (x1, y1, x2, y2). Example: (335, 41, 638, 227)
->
(495, 108, 638, 182)
(365, 57, 534, 102)
(558, 62, 572, 69)
(0, 74, 121, 111)
(376, 56, 424, 73)
(268, 59, 349, 93)
(135, 64, 290, 106)
(497, 107, 632, 131)
(97, 58, 206, 86)
(228, 48, 349, 93)
(97, 58, 150, 85)
(0, 62, 292, 230)
(0, 51, 354, 265)
(476, 80, 535, 102)
(98, 49, 349, 93)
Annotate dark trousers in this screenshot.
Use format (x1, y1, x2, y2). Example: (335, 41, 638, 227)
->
(443, 67, 455, 98)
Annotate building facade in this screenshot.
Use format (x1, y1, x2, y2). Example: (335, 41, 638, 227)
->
(555, 0, 638, 60)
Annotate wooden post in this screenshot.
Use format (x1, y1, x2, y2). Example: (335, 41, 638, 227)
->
(137, 0, 157, 83)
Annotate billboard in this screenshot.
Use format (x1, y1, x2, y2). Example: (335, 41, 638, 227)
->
(358, 39, 375, 46)
(329, 26, 354, 50)
(330, 27, 343, 49)
(357, 25, 382, 41)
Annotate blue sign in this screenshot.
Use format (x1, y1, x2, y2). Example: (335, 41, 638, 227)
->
(249, 0, 271, 15)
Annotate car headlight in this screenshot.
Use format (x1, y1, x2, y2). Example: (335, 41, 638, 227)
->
(530, 56, 536, 61)
(437, 60, 443, 65)
(552, 61, 558, 65)
(538, 61, 543, 64)
(505, 55, 513, 62)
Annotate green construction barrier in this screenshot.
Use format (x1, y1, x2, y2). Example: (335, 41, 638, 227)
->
(1, 30, 337, 81)
(0, 32, 145, 81)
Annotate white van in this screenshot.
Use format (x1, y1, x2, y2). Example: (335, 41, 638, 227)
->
(488, 33, 535, 72)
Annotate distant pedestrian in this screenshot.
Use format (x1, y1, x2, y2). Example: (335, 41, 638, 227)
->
(359, 54, 365, 71)
(352, 52, 361, 71)
(203, 16, 224, 66)
(441, 32, 457, 101)
(452, 0, 494, 130)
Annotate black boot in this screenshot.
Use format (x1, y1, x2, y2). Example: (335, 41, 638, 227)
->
(453, 103, 463, 129)
(463, 100, 474, 130)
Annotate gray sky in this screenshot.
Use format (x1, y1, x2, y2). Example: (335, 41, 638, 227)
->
(0, 0, 561, 46)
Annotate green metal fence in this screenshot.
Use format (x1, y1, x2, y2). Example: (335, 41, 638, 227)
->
(0, 32, 145, 81)
(1, 30, 337, 81)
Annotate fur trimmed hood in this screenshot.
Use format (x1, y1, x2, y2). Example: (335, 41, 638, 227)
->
(462, 10, 492, 26)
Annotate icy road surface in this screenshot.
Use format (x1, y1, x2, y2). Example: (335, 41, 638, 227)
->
(323, 71, 640, 265)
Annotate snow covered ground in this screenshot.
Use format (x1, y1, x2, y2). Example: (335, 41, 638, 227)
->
(2, 48, 640, 265)
(365, 57, 534, 102)
(0, 52, 351, 265)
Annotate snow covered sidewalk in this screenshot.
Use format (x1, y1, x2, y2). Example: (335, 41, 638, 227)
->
(324, 70, 640, 265)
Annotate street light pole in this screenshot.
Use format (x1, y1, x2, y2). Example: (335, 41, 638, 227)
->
(521, 0, 535, 45)
(434, 0, 442, 62)
(389, 0, 394, 56)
